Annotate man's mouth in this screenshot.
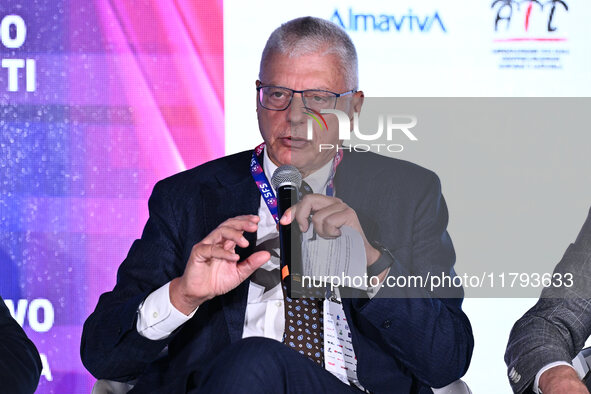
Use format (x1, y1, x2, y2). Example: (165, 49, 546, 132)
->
(280, 136, 309, 147)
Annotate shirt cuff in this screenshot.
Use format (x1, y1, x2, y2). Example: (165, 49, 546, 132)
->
(533, 362, 576, 394)
(136, 282, 197, 340)
(366, 268, 390, 299)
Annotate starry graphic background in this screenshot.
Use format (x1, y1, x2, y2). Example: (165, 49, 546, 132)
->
(0, 1, 224, 392)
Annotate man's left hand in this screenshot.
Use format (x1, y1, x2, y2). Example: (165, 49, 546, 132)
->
(279, 194, 384, 277)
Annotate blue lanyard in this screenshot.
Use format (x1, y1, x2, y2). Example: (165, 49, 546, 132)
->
(250, 143, 343, 223)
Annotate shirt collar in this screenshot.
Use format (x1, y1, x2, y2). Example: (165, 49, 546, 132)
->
(263, 147, 334, 195)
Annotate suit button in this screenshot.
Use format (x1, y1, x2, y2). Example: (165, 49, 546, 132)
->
(382, 320, 391, 329)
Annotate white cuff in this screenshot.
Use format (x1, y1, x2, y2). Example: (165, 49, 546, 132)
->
(533, 362, 576, 393)
(136, 282, 197, 340)
(366, 268, 390, 299)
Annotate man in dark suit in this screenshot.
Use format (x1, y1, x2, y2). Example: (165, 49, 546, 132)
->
(0, 296, 42, 394)
(81, 16, 473, 393)
(505, 207, 591, 394)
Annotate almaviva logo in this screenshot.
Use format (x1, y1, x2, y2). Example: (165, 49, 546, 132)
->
(331, 8, 446, 33)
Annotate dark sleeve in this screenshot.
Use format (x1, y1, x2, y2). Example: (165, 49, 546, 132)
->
(80, 180, 187, 381)
(352, 172, 474, 388)
(0, 297, 42, 394)
(505, 207, 591, 393)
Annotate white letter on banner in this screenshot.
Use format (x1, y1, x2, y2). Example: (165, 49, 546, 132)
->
(2, 58, 25, 92)
(28, 299, 54, 333)
(1, 15, 27, 48)
(40, 354, 53, 381)
(4, 299, 28, 326)
(26, 58, 35, 91)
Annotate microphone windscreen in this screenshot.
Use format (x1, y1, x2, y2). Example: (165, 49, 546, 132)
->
(271, 165, 302, 190)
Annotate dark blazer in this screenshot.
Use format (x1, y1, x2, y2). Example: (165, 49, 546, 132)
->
(0, 296, 42, 394)
(505, 207, 591, 393)
(81, 149, 474, 393)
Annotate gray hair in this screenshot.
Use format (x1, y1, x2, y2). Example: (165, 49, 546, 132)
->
(259, 16, 359, 90)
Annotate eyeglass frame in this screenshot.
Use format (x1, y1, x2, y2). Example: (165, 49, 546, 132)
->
(256, 80, 357, 111)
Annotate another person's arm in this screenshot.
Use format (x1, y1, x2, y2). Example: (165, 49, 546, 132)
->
(0, 296, 42, 394)
(505, 207, 591, 393)
(538, 365, 588, 394)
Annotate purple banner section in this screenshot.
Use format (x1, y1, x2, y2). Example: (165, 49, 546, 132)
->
(0, 0, 225, 392)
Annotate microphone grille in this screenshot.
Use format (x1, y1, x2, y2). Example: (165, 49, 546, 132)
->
(271, 165, 302, 190)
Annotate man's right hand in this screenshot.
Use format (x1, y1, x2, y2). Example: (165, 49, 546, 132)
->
(169, 215, 270, 315)
(538, 365, 589, 394)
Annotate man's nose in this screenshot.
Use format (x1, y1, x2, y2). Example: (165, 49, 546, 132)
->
(286, 93, 306, 124)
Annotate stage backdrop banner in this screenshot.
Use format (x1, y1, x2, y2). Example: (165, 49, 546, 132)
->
(0, 1, 224, 392)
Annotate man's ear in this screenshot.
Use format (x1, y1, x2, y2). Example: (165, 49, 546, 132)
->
(255, 80, 261, 111)
(348, 91, 364, 130)
(352, 90, 364, 113)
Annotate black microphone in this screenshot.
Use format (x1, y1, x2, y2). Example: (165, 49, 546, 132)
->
(271, 165, 303, 297)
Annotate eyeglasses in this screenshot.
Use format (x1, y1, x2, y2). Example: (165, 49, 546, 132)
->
(257, 83, 357, 112)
